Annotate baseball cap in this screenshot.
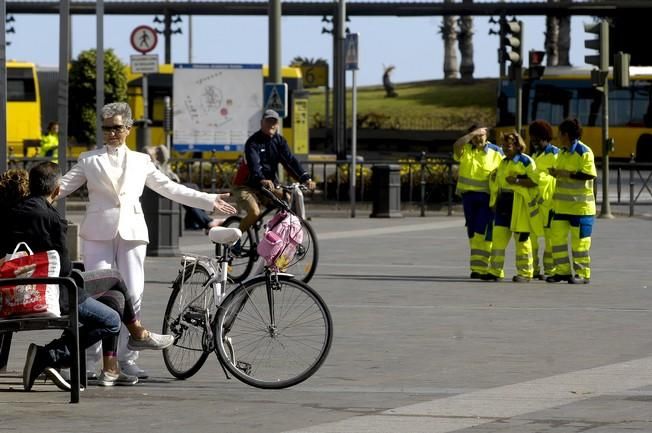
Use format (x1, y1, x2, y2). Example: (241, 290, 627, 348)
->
(262, 109, 280, 121)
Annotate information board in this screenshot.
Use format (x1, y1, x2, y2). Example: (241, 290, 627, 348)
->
(173, 64, 263, 152)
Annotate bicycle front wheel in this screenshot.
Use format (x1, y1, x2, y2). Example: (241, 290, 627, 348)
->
(162, 262, 214, 379)
(221, 215, 255, 282)
(214, 275, 333, 389)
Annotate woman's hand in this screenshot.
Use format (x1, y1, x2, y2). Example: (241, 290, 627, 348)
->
(212, 193, 237, 215)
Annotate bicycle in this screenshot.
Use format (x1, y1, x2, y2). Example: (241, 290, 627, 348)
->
(162, 225, 333, 389)
(221, 184, 319, 283)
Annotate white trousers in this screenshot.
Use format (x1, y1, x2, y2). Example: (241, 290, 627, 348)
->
(82, 236, 147, 365)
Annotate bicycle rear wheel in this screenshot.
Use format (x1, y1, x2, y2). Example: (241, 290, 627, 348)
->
(260, 210, 319, 283)
(214, 274, 332, 389)
(162, 262, 214, 379)
(221, 215, 255, 282)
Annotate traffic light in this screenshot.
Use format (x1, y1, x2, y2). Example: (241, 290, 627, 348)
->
(614, 52, 631, 88)
(584, 20, 609, 71)
(528, 50, 546, 80)
(502, 19, 523, 67)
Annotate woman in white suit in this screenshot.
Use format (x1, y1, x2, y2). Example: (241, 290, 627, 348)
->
(58, 102, 236, 378)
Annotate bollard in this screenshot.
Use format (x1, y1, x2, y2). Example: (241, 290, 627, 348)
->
(420, 152, 426, 217)
(370, 164, 403, 218)
(142, 187, 181, 257)
(66, 222, 80, 261)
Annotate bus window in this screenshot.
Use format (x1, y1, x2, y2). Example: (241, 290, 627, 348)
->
(529, 83, 572, 124)
(7, 67, 37, 101)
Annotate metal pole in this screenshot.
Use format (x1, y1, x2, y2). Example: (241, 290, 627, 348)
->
(0, 1, 7, 172)
(335, 0, 347, 160)
(269, 0, 281, 84)
(141, 73, 150, 151)
(599, 78, 613, 218)
(515, 66, 523, 135)
(96, 0, 104, 149)
(350, 69, 357, 218)
(598, 20, 613, 218)
(188, 5, 193, 63)
(57, 0, 71, 216)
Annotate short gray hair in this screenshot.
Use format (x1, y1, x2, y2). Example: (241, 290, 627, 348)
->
(102, 102, 134, 127)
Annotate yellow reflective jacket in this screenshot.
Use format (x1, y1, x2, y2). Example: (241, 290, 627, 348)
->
(454, 142, 504, 195)
(552, 140, 597, 216)
(489, 153, 544, 237)
(532, 143, 559, 216)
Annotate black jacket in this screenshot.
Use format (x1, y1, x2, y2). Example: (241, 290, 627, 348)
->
(244, 130, 310, 188)
(1, 196, 86, 310)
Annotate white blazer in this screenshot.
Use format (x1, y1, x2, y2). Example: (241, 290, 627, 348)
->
(59, 147, 217, 243)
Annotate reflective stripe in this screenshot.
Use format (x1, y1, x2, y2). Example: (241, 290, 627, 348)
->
(557, 180, 587, 190)
(552, 245, 567, 253)
(470, 249, 491, 258)
(490, 249, 506, 256)
(515, 254, 531, 261)
(573, 263, 586, 270)
(553, 193, 595, 203)
(572, 250, 590, 258)
(470, 260, 488, 267)
(553, 257, 569, 265)
(490, 262, 504, 269)
(528, 198, 538, 207)
(530, 209, 539, 218)
(458, 176, 489, 190)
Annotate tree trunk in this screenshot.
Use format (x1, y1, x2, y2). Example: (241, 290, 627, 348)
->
(558, 14, 571, 66)
(545, 14, 560, 66)
(458, 15, 474, 82)
(441, 0, 458, 80)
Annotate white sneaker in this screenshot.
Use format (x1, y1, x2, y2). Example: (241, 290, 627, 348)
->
(127, 332, 174, 351)
(119, 361, 149, 379)
(97, 371, 138, 387)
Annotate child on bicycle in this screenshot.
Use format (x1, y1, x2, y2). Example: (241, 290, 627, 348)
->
(232, 109, 315, 236)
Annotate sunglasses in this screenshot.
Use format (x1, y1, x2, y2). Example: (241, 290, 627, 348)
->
(101, 125, 127, 133)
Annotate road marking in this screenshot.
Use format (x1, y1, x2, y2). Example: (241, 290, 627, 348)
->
(317, 220, 463, 240)
(179, 219, 464, 252)
(283, 355, 652, 433)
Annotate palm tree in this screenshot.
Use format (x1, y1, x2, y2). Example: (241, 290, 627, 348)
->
(441, 0, 458, 80)
(290, 56, 328, 67)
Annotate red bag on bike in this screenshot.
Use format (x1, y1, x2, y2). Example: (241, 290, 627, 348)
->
(232, 156, 249, 186)
(257, 211, 303, 270)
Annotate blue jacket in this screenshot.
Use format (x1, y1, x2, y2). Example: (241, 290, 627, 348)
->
(244, 130, 309, 188)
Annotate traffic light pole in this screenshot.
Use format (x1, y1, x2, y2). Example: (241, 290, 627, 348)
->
(514, 66, 523, 136)
(599, 78, 613, 218)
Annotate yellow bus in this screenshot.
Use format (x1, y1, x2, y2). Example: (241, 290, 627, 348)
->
(6, 61, 42, 156)
(125, 64, 308, 158)
(497, 66, 652, 161)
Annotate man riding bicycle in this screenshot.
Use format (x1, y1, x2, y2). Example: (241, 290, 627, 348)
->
(232, 109, 316, 234)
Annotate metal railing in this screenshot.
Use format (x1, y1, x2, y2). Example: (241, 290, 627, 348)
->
(6, 154, 652, 217)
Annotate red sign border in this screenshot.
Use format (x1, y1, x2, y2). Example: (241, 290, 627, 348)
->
(130, 25, 158, 54)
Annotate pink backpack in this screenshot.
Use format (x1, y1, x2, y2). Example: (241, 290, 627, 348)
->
(257, 211, 304, 270)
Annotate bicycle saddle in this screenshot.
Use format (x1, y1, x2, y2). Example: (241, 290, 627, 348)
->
(208, 226, 242, 245)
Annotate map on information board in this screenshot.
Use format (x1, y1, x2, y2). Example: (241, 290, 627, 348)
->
(173, 64, 263, 152)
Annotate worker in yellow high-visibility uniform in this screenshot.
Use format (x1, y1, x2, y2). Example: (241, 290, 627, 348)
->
(39, 121, 59, 162)
(453, 124, 504, 279)
(483, 131, 543, 282)
(528, 120, 559, 279)
(546, 118, 596, 284)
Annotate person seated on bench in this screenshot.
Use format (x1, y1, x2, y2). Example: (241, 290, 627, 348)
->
(0, 164, 174, 389)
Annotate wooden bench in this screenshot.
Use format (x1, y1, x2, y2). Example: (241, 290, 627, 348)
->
(0, 277, 84, 403)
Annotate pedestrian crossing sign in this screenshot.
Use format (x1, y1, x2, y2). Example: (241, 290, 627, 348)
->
(263, 83, 288, 118)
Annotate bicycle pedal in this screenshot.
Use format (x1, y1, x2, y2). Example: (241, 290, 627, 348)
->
(236, 361, 252, 375)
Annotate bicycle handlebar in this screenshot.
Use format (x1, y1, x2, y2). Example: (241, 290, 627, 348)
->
(259, 186, 292, 212)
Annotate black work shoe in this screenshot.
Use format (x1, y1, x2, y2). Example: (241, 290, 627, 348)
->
(480, 273, 502, 282)
(23, 344, 47, 391)
(470, 272, 483, 279)
(512, 275, 531, 283)
(545, 274, 573, 283)
(570, 275, 591, 284)
(533, 273, 545, 281)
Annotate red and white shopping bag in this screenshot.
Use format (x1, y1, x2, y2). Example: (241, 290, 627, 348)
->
(0, 242, 61, 318)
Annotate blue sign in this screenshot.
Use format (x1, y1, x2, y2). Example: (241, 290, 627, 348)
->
(345, 33, 359, 71)
(263, 83, 288, 118)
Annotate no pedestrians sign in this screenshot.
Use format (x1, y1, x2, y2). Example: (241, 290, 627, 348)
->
(130, 25, 158, 54)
